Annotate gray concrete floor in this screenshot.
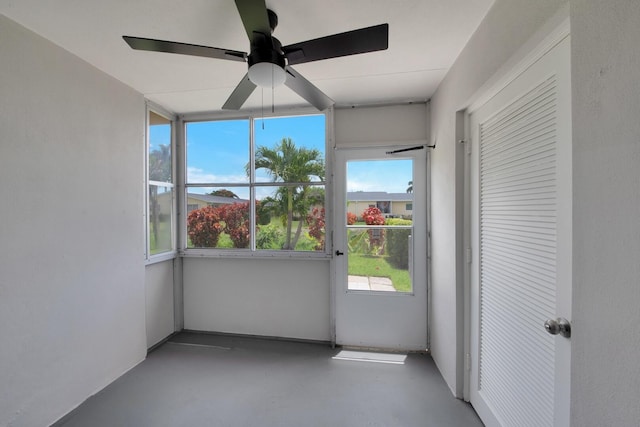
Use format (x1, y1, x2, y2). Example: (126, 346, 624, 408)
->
(54, 332, 483, 427)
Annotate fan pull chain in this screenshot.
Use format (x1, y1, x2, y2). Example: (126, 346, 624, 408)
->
(261, 87, 265, 130)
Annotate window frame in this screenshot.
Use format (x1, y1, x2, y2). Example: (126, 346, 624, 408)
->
(145, 102, 178, 264)
(179, 107, 333, 260)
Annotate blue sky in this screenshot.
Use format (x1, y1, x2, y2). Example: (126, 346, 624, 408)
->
(149, 124, 170, 151)
(347, 159, 413, 194)
(150, 114, 413, 197)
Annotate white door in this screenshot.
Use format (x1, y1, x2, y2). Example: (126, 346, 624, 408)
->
(334, 147, 427, 350)
(468, 34, 571, 426)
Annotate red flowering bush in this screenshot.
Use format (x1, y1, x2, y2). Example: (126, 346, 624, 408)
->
(187, 206, 223, 247)
(218, 202, 251, 248)
(362, 207, 385, 225)
(188, 201, 263, 249)
(306, 207, 325, 251)
(361, 206, 385, 252)
(346, 212, 357, 225)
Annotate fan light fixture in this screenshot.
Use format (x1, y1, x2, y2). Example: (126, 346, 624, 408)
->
(248, 62, 286, 87)
(123, 2, 389, 111)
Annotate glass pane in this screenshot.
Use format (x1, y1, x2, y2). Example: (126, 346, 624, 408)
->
(346, 160, 414, 220)
(347, 227, 412, 292)
(186, 187, 252, 249)
(256, 185, 325, 251)
(346, 159, 414, 292)
(149, 112, 172, 182)
(149, 185, 173, 255)
(186, 120, 250, 184)
(254, 115, 325, 183)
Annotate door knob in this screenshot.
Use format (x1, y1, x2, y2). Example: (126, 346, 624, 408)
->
(335, 250, 344, 256)
(544, 318, 571, 338)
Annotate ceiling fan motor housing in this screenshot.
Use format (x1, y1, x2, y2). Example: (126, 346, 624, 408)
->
(247, 36, 286, 87)
(248, 40, 285, 69)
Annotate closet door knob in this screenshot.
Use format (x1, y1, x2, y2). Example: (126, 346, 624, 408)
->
(544, 318, 571, 338)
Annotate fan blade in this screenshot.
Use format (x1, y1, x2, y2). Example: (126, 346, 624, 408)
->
(234, 0, 271, 43)
(284, 67, 334, 111)
(123, 36, 246, 62)
(222, 74, 257, 110)
(283, 23, 389, 65)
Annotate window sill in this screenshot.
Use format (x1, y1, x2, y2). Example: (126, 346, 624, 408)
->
(145, 251, 178, 266)
(180, 249, 332, 261)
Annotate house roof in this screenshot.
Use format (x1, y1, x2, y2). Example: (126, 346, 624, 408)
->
(187, 193, 249, 205)
(347, 191, 413, 202)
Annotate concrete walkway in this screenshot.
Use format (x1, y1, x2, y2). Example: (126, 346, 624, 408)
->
(348, 275, 396, 292)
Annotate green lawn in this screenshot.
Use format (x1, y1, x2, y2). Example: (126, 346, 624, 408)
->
(348, 253, 412, 292)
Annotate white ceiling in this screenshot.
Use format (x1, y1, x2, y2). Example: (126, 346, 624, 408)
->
(0, 0, 494, 114)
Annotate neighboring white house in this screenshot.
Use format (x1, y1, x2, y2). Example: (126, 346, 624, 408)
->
(347, 191, 413, 219)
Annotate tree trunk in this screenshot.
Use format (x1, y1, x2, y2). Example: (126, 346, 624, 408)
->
(291, 217, 304, 249)
(284, 188, 293, 249)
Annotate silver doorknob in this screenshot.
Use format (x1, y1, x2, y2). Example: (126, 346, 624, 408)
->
(544, 318, 571, 338)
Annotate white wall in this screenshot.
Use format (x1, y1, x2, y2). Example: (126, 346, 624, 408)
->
(184, 258, 331, 341)
(0, 15, 146, 426)
(570, 1, 640, 424)
(334, 103, 429, 147)
(429, 0, 568, 396)
(145, 260, 175, 348)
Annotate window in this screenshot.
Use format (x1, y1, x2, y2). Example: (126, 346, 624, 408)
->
(147, 109, 175, 259)
(376, 201, 391, 214)
(185, 113, 326, 253)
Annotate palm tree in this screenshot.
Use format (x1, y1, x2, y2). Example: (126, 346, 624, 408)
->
(251, 138, 324, 249)
(406, 180, 413, 193)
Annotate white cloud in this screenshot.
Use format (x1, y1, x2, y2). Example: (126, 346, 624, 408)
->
(187, 167, 247, 184)
(347, 179, 380, 193)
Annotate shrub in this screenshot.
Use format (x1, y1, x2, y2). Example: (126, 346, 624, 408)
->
(188, 201, 264, 249)
(385, 218, 412, 226)
(385, 219, 413, 269)
(306, 206, 325, 251)
(256, 201, 272, 225)
(347, 212, 357, 225)
(256, 224, 283, 249)
(361, 206, 385, 225)
(362, 206, 385, 251)
(218, 202, 251, 248)
(187, 206, 223, 247)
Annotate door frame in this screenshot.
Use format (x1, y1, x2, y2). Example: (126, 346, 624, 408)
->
(462, 16, 571, 425)
(331, 145, 430, 350)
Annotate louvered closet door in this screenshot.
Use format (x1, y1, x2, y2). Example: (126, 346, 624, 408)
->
(469, 34, 571, 427)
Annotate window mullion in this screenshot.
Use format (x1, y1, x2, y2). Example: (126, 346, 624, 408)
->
(249, 117, 256, 251)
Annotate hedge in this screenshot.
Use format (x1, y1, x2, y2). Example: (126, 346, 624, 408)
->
(385, 218, 412, 269)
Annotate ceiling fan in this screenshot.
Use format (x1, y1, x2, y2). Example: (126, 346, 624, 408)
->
(123, 0, 388, 111)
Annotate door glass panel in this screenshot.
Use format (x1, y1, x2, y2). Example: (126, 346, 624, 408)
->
(346, 159, 414, 293)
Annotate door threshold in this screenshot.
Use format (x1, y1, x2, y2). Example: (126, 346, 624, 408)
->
(333, 349, 407, 365)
